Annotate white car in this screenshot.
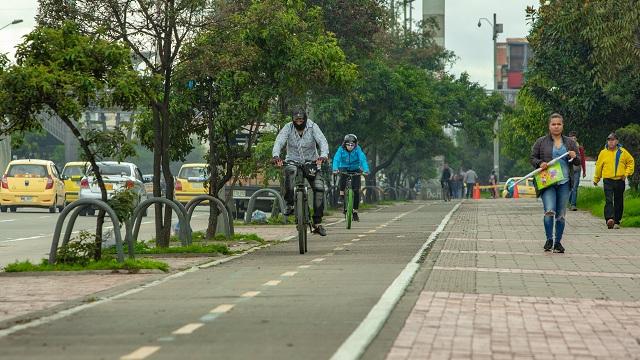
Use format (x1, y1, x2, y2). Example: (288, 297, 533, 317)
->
(78, 161, 148, 216)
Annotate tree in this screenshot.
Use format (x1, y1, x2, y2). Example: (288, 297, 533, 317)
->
(176, 0, 357, 237)
(512, 1, 640, 156)
(36, 0, 220, 247)
(0, 22, 140, 259)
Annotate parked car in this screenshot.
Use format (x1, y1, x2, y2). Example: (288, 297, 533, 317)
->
(0, 159, 66, 213)
(142, 173, 167, 198)
(78, 161, 148, 216)
(174, 163, 209, 205)
(502, 177, 536, 198)
(61, 161, 89, 203)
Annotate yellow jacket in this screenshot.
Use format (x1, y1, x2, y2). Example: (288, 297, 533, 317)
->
(593, 145, 635, 183)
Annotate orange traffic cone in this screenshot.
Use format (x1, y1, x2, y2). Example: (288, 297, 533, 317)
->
(513, 184, 520, 199)
(472, 183, 481, 200)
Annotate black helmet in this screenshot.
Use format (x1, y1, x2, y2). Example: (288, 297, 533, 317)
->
(291, 106, 307, 131)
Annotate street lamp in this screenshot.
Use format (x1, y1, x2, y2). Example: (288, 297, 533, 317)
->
(0, 19, 23, 31)
(478, 13, 503, 181)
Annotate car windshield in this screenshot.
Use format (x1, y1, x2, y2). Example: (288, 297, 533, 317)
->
(179, 167, 207, 179)
(92, 164, 132, 176)
(62, 166, 85, 177)
(7, 164, 47, 178)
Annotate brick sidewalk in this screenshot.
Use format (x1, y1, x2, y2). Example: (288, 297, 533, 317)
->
(388, 199, 640, 360)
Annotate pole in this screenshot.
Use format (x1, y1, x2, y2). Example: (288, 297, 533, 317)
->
(492, 13, 500, 182)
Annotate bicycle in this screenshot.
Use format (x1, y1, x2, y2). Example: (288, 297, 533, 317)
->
(283, 160, 318, 254)
(441, 180, 451, 202)
(338, 170, 362, 229)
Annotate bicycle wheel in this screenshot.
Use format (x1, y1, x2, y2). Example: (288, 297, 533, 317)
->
(296, 190, 306, 254)
(346, 188, 354, 229)
(303, 198, 309, 253)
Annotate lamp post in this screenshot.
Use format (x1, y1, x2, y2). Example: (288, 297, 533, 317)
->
(0, 19, 23, 31)
(478, 13, 503, 181)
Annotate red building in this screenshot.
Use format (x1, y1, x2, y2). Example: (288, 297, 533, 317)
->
(496, 38, 531, 90)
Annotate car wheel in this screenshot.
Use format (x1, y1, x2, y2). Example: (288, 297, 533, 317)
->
(78, 207, 87, 216)
(49, 206, 56, 213)
(87, 208, 96, 216)
(10, 206, 17, 213)
(0, 206, 7, 213)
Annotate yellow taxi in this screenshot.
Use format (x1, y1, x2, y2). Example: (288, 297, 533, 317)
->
(502, 177, 537, 198)
(0, 159, 66, 213)
(174, 163, 209, 205)
(61, 161, 88, 203)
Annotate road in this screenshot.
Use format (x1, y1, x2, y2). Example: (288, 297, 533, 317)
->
(0, 201, 455, 360)
(0, 207, 214, 269)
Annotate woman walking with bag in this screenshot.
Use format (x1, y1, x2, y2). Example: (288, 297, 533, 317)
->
(530, 113, 580, 253)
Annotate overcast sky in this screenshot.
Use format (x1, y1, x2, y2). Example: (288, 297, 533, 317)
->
(1, 0, 535, 90)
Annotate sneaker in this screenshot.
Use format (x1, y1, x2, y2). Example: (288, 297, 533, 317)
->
(607, 219, 615, 229)
(553, 243, 565, 253)
(283, 205, 294, 216)
(544, 239, 553, 252)
(353, 212, 359, 222)
(613, 223, 621, 229)
(312, 224, 327, 236)
(571, 205, 577, 211)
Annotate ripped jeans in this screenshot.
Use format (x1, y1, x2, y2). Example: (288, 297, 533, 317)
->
(540, 182, 571, 244)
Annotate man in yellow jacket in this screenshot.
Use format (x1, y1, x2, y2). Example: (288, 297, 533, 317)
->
(593, 132, 635, 229)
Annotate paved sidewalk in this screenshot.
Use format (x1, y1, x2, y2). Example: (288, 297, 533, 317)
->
(387, 199, 640, 359)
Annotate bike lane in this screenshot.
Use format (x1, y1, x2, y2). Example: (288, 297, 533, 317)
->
(0, 201, 454, 360)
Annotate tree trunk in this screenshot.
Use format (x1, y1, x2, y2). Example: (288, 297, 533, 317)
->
(152, 108, 165, 247)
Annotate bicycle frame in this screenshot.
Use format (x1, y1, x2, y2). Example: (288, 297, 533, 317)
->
(339, 170, 362, 229)
(284, 160, 317, 254)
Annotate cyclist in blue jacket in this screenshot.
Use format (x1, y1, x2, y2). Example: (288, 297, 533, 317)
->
(332, 134, 370, 221)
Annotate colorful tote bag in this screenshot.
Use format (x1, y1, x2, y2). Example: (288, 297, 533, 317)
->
(533, 161, 565, 191)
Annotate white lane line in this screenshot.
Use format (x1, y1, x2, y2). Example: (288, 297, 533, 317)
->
(333, 247, 345, 251)
(210, 304, 235, 313)
(343, 243, 353, 246)
(141, 221, 153, 225)
(39, 216, 51, 219)
(325, 253, 335, 256)
(263, 280, 281, 286)
(330, 203, 451, 360)
(1, 235, 45, 243)
(358, 235, 366, 238)
(396, 235, 405, 238)
(120, 346, 161, 360)
(326, 218, 346, 226)
(172, 323, 204, 335)
(298, 265, 311, 269)
(241, 291, 261, 298)
(0, 219, 16, 223)
(351, 239, 360, 242)
(281, 271, 297, 277)
(367, 230, 376, 233)
(311, 258, 325, 262)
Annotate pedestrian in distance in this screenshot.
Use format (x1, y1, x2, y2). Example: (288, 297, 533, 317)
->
(489, 170, 498, 199)
(272, 106, 329, 236)
(530, 113, 580, 253)
(593, 132, 635, 229)
(464, 167, 478, 199)
(440, 163, 452, 202)
(567, 131, 586, 211)
(332, 133, 370, 222)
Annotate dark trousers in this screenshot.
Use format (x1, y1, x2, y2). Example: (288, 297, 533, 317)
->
(603, 179, 625, 224)
(284, 165, 325, 224)
(339, 174, 361, 211)
(465, 183, 474, 198)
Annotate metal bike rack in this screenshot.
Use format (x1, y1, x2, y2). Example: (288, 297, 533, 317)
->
(185, 195, 233, 239)
(361, 186, 384, 203)
(243, 188, 288, 224)
(49, 199, 128, 264)
(384, 187, 399, 200)
(130, 197, 192, 247)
